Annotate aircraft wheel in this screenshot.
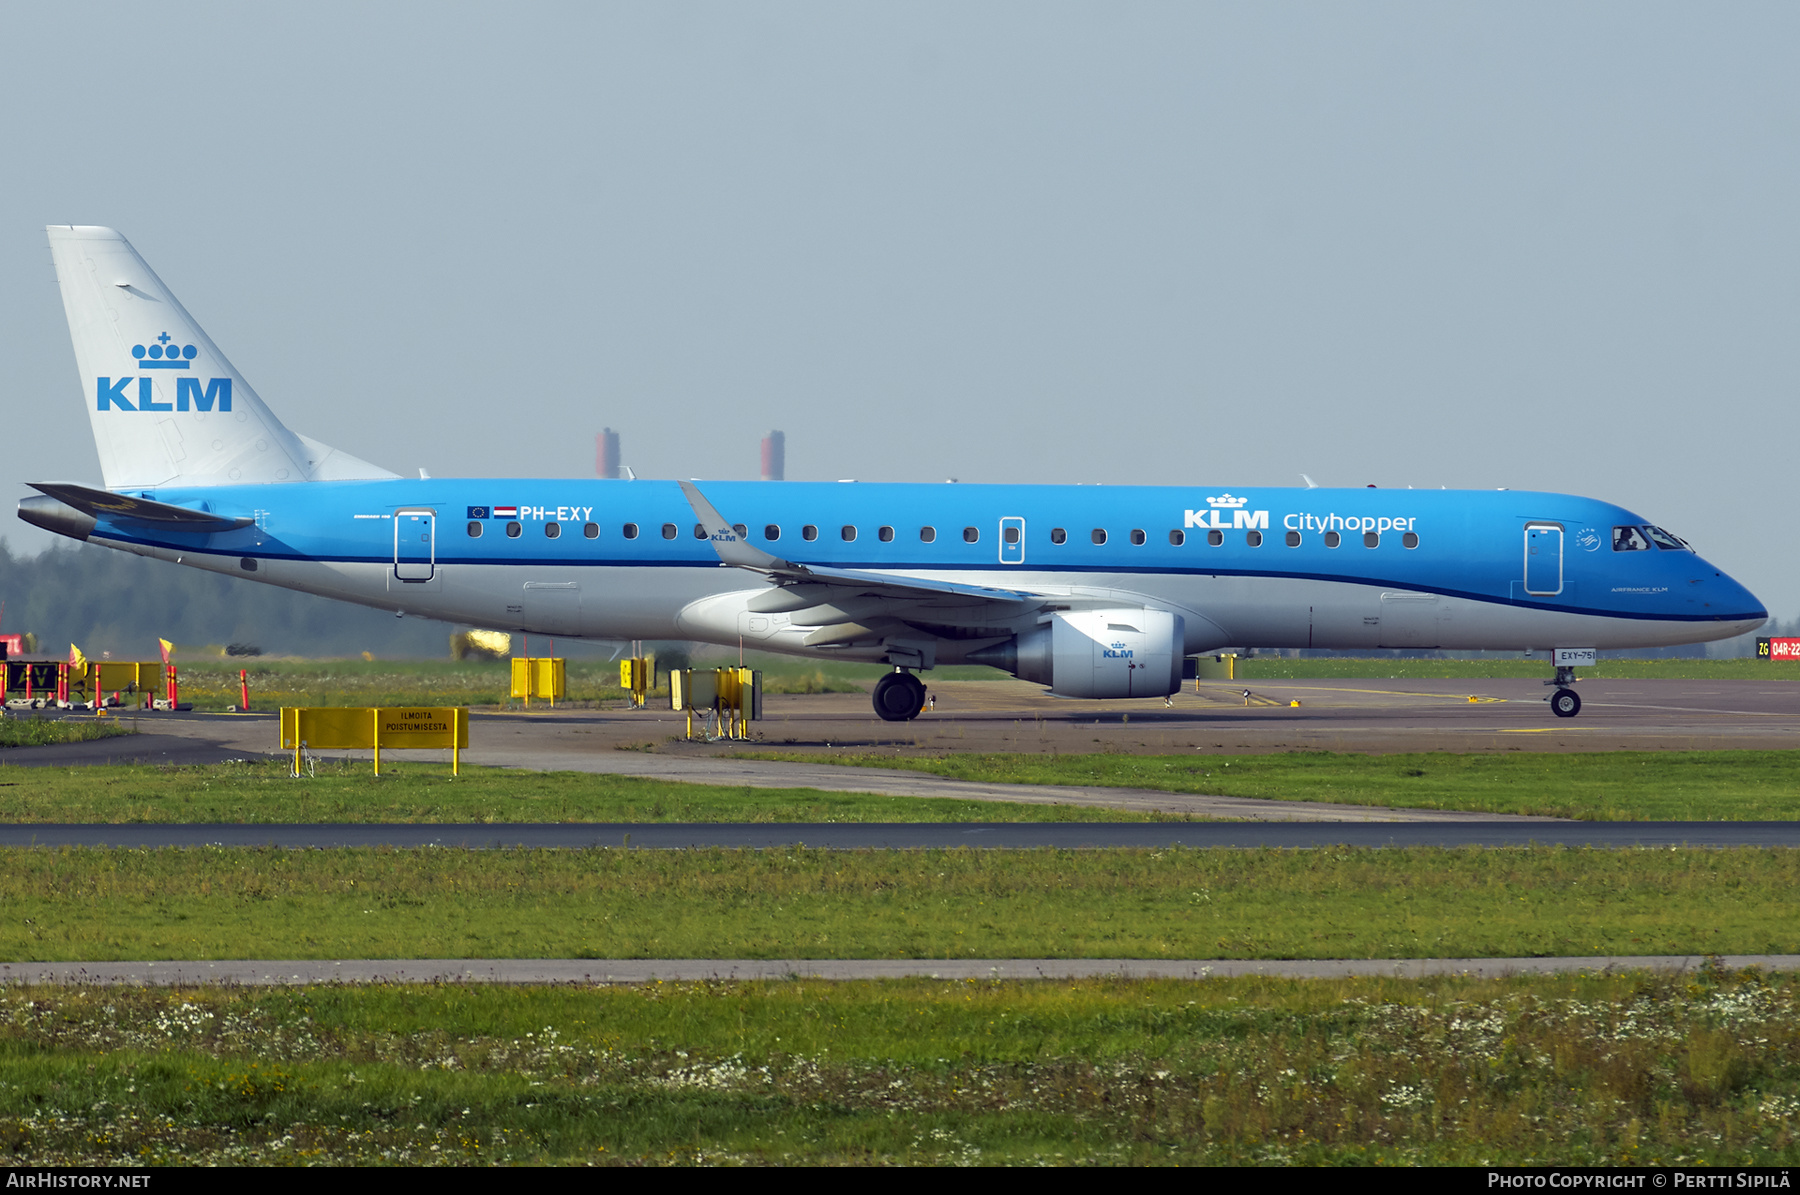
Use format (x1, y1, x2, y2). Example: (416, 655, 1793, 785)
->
(1550, 688, 1581, 719)
(873, 671, 925, 722)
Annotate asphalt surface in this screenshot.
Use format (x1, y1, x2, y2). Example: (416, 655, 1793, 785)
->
(4, 821, 1800, 848)
(3, 955, 1792, 985)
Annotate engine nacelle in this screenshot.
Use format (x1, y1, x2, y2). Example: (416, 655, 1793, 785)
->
(981, 608, 1185, 699)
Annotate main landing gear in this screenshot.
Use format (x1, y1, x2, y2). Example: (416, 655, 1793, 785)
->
(1547, 664, 1582, 719)
(872, 669, 927, 722)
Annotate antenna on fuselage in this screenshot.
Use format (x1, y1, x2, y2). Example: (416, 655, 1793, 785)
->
(1300, 474, 1319, 489)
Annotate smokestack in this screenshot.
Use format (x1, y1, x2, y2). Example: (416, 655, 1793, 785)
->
(596, 429, 620, 479)
(760, 430, 785, 481)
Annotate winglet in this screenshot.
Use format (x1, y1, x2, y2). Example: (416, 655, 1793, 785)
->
(678, 481, 787, 570)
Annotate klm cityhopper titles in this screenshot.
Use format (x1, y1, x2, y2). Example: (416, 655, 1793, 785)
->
(19, 227, 1766, 722)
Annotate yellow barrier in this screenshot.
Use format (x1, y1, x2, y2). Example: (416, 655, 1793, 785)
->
(670, 667, 761, 740)
(510, 657, 566, 707)
(280, 707, 469, 776)
(619, 656, 650, 709)
(78, 661, 179, 710)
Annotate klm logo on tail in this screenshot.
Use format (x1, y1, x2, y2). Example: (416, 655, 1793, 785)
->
(97, 332, 231, 412)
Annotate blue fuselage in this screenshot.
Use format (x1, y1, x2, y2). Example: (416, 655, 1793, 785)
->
(86, 480, 1765, 656)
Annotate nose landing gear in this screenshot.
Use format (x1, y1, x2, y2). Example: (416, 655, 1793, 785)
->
(1546, 661, 1583, 718)
(872, 669, 927, 722)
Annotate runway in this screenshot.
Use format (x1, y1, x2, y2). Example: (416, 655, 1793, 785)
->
(3, 955, 1794, 986)
(4, 821, 1800, 848)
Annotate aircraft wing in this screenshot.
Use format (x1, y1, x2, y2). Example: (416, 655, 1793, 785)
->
(679, 481, 1036, 645)
(27, 481, 255, 532)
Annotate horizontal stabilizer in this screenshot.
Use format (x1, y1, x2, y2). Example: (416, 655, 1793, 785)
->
(27, 481, 254, 531)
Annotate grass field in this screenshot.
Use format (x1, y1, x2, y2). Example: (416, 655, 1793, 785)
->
(744, 749, 1800, 821)
(2, 968, 1796, 1165)
(0, 719, 130, 750)
(2, 845, 1796, 962)
(2, 748, 1797, 822)
(0, 759, 1171, 824)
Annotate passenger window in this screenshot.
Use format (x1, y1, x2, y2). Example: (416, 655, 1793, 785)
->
(661, 523, 677, 540)
(1613, 526, 1650, 552)
(878, 526, 895, 542)
(1364, 531, 1380, 548)
(622, 523, 639, 540)
(545, 521, 561, 539)
(467, 521, 483, 538)
(1206, 529, 1223, 547)
(1169, 530, 1184, 546)
(1246, 530, 1263, 547)
(506, 521, 522, 539)
(802, 524, 818, 541)
(963, 527, 979, 543)
(1324, 531, 1341, 548)
(733, 524, 747, 539)
(764, 524, 781, 541)
(1051, 528, 1067, 545)
(841, 525, 857, 542)
(1003, 525, 1020, 545)
(1129, 529, 1146, 546)
(583, 523, 599, 539)
(1402, 531, 1419, 549)
(1091, 529, 1107, 545)
(1285, 530, 1301, 547)
(919, 526, 936, 543)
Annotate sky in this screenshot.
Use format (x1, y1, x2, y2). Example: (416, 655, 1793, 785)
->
(3, 3, 1797, 613)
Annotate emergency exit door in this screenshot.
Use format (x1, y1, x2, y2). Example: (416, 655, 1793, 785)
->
(395, 509, 436, 582)
(999, 517, 1025, 564)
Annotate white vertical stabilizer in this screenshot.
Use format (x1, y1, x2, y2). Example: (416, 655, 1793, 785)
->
(46, 226, 395, 490)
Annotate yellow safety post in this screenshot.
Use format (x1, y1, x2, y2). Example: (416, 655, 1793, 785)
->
(718, 667, 739, 738)
(620, 657, 650, 709)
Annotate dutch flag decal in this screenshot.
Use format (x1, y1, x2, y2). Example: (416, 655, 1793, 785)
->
(493, 505, 518, 519)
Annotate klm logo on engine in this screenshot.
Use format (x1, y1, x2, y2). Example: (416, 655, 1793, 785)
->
(1184, 493, 1268, 531)
(1102, 640, 1134, 659)
(96, 332, 231, 412)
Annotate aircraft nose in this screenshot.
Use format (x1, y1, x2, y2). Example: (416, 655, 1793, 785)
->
(1702, 563, 1767, 632)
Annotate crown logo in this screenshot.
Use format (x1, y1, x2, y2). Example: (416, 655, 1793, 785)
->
(1206, 493, 1249, 509)
(132, 332, 196, 370)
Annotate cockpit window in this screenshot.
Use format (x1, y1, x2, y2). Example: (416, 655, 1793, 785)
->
(1612, 526, 1650, 552)
(1643, 525, 1690, 551)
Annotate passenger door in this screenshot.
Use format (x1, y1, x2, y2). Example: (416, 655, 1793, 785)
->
(394, 509, 436, 582)
(1524, 522, 1563, 596)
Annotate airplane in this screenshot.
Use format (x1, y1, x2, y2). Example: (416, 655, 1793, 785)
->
(18, 226, 1768, 722)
